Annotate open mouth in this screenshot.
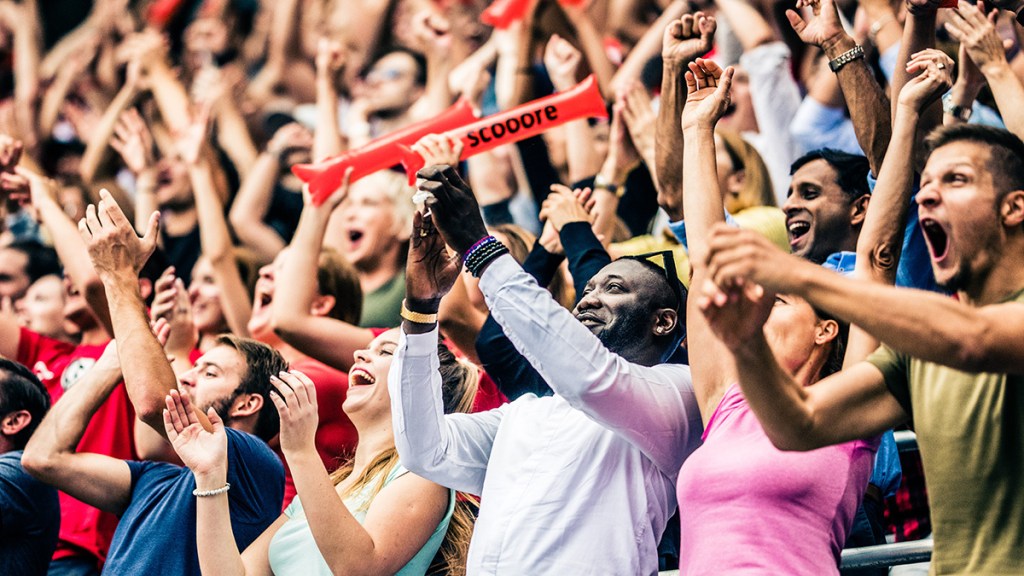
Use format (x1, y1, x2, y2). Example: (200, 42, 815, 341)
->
(921, 219, 950, 262)
(157, 169, 174, 187)
(349, 367, 375, 387)
(348, 230, 364, 244)
(575, 313, 604, 327)
(787, 220, 811, 246)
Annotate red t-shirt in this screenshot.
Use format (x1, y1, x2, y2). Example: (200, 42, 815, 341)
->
(275, 357, 359, 508)
(17, 328, 137, 567)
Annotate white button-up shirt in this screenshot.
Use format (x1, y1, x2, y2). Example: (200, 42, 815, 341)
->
(390, 255, 703, 575)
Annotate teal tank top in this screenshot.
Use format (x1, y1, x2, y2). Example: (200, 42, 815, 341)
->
(267, 463, 454, 575)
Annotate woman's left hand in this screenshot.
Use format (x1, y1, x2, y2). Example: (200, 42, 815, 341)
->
(269, 370, 320, 456)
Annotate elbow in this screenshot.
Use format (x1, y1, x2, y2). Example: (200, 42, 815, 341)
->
(952, 340, 989, 374)
(764, 413, 825, 452)
(22, 442, 61, 483)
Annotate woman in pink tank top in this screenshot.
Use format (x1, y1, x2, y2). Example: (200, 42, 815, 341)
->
(673, 55, 880, 574)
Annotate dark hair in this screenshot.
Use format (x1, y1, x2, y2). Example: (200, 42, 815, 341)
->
(215, 335, 289, 441)
(790, 149, 871, 201)
(811, 306, 850, 379)
(0, 359, 51, 449)
(436, 341, 479, 415)
(619, 255, 688, 357)
(926, 124, 1024, 196)
(3, 240, 61, 284)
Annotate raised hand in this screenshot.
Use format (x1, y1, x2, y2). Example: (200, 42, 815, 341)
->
(681, 58, 735, 130)
(111, 109, 155, 175)
(405, 210, 462, 308)
(79, 189, 160, 281)
(303, 166, 353, 213)
(267, 122, 314, 159)
(411, 134, 464, 169)
(315, 37, 346, 80)
(540, 184, 595, 232)
(946, 2, 1011, 74)
(543, 34, 583, 92)
(149, 267, 198, 357)
(604, 99, 641, 185)
(410, 9, 453, 56)
(0, 134, 22, 171)
(662, 11, 716, 67)
(619, 82, 657, 166)
(787, 0, 849, 50)
(174, 104, 212, 166)
(698, 277, 775, 352)
(704, 223, 801, 294)
(163, 389, 227, 479)
(899, 49, 954, 112)
(414, 165, 488, 255)
(267, 370, 320, 456)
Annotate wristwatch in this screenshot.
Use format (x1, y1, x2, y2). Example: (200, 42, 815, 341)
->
(828, 45, 865, 73)
(942, 93, 973, 122)
(593, 174, 624, 198)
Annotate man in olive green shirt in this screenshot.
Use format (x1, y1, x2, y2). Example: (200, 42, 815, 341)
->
(695, 124, 1024, 574)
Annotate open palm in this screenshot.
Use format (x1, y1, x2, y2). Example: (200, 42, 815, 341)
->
(681, 59, 735, 130)
(163, 390, 227, 477)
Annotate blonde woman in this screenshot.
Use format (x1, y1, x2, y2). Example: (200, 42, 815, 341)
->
(163, 329, 478, 575)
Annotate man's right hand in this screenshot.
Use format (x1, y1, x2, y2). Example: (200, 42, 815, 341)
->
(80, 189, 159, 282)
(662, 11, 716, 68)
(787, 0, 850, 51)
(415, 165, 488, 256)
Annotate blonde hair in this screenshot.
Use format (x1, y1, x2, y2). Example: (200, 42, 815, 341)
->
(354, 170, 417, 234)
(717, 129, 776, 211)
(329, 341, 479, 575)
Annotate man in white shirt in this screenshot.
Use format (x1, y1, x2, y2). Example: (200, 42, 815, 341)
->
(389, 165, 703, 575)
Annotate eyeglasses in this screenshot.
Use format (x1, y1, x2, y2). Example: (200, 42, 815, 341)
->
(364, 68, 411, 84)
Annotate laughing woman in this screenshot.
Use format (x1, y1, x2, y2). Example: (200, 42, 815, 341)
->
(162, 330, 478, 576)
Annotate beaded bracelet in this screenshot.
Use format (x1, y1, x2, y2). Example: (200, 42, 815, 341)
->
(464, 236, 509, 277)
(462, 236, 494, 262)
(193, 482, 231, 497)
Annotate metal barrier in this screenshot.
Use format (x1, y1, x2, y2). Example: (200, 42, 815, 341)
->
(658, 539, 933, 575)
(894, 430, 918, 453)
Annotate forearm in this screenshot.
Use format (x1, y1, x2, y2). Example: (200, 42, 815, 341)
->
(286, 449, 377, 571)
(855, 104, 918, 284)
(565, 10, 616, 96)
(714, 0, 775, 51)
(655, 66, 686, 220)
(610, 0, 688, 92)
(273, 208, 327, 325)
(824, 35, 892, 176)
(230, 153, 286, 260)
(37, 64, 82, 146)
(730, 333, 817, 449)
(681, 125, 725, 265)
(890, 12, 936, 122)
(79, 83, 140, 184)
(135, 169, 159, 234)
(982, 62, 1024, 139)
(565, 121, 601, 183)
(105, 275, 179, 428)
(147, 63, 192, 134)
(214, 102, 259, 179)
(313, 77, 343, 162)
(193, 469, 246, 576)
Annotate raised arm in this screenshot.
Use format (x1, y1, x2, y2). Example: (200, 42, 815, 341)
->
(890, 0, 943, 166)
(705, 225, 1024, 374)
(177, 108, 252, 338)
(312, 39, 345, 161)
(946, 2, 1024, 139)
(22, 342, 133, 515)
(270, 168, 374, 372)
(610, 0, 689, 93)
(655, 12, 716, 222)
(788, 0, 893, 175)
(544, 34, 602, 183)
(80, 189, 195, 436)
(418, 165, 700, 474)
(679, 59, 746, 419)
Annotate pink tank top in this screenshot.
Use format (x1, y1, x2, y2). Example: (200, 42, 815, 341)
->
(676, 384, 878, 575)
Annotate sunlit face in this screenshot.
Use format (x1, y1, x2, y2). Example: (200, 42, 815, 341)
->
(917, 141, 1005, 291)
(762, 294, 827, 378)
(572, 260, 667, 359)
(190, 257, 227, 335)
(247, 250, 286, 341)
(344, 328, 399, 421)
(362, 52, 423, 116)
(177, 344, 246, 417)
(15, 275, 68, 338)
(783, 159, 857, 263)
(335, 183, 404, 271)
(0, 248, 29, 301)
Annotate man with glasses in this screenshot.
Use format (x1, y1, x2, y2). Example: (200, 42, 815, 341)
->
(389, 165, 704, 575)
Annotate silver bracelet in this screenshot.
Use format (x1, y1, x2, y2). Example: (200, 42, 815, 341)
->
(193, 482, 231, 497)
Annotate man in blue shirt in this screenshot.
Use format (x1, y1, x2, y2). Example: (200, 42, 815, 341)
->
(23, 191, 285, 575)
(0, 358, 59, 576)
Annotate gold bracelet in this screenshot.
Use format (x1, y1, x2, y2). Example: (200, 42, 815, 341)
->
(401, 300, 438, 324)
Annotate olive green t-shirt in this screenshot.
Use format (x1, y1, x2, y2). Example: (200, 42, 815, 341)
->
(358, 270, 405, 328)
(866, 291, 1024, 575)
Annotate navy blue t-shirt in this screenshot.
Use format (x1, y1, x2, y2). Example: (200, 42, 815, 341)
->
(102, 428, 284, 575)
(0, 450, 60, 576)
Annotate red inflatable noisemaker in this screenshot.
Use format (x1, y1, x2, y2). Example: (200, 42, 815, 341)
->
(292, 97, 478, 205)
(481, 0, 587, 29)
(398, 74, 607, 183)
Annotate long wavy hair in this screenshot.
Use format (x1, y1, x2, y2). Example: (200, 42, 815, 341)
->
(329, 341, 479, 575)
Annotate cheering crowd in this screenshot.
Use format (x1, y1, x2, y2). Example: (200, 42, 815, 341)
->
(0, 0, 1022, 574)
